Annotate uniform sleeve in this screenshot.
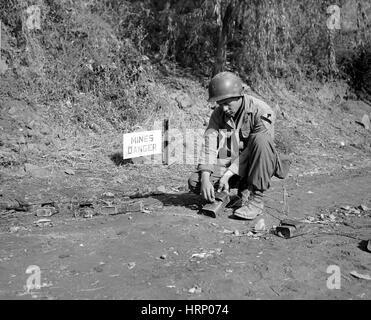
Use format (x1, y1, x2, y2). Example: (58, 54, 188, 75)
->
(254, 100, 275, 138)
(197, 108, 221, 173)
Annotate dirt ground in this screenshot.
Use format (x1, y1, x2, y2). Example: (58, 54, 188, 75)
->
(0, 162, 370, 300)
(1, 77, 371, 301)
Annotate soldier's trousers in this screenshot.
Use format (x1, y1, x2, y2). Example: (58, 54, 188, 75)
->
(188, 132, 288, 194)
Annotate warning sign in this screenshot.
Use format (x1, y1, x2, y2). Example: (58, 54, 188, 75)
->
(123, 130, 162, 159)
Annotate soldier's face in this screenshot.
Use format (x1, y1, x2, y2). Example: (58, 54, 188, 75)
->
(218, 97, 242, 118)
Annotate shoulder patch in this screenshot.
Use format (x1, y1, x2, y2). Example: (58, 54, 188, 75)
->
(261, 113, 272, 124)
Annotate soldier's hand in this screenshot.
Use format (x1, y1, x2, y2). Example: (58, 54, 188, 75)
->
(217, 176, 229, 193)
(217, 170, 234, 193)
(201, 179, 215, 203)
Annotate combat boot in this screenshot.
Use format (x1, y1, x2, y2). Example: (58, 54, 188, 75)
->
(233, 189, 264, 220)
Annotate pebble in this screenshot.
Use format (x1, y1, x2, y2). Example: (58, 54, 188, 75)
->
(156, 185, 166, 194)
(64, 169, 75, 175)
(254, 218, 266, 231)
(359, 204, 369, 211)
(349, 208, 360, 214)
(102, 192, 115, 198)
(34, 219, 53, 227)
(188, 286, 202, 294)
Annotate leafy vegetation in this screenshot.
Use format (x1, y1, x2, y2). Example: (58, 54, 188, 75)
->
(0, 0, 370, 127)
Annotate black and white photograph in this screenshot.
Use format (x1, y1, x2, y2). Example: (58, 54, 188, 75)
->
(0, 0, 370, 305)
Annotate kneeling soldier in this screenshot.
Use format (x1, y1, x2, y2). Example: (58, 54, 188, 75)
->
(188, 71, 289, 220)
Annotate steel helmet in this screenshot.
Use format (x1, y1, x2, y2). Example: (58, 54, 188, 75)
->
(208, 71, 243, 102)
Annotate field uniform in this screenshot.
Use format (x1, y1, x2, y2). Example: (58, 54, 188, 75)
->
(189, 71, 289, 220)
(188, 94, 288, 194)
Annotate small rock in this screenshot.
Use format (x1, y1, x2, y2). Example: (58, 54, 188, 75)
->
(306, 216, 315, 222)
(307, 190, 314, 194)
(350, 270, 371, 281)
(155, 185, 166, 194)
(102, 192, 115, 198)
(339, 141, 345, 147)
(341, 205, 351, 211)
(82, 208, 94, 218)
(188, 286, 202, 294)
(89, 123, 100, 132)
(64, 169, 75, 175)
(191, 252, 208, 259)
(349, 208, 360, 214)
(360, 114, 370, 130)
(233, 230, 240, 236)
(254, 218, 266, 231)
(175, 93, 194, 109)
(34, 219, 53, 227)
(128, 262, 136, 270)
(359, 204, 369, 211)
(0, 59, 8, 75)
(160, 254, 167, 260)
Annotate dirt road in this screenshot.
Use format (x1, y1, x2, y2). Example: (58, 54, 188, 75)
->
(0, 166, 370, 300)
